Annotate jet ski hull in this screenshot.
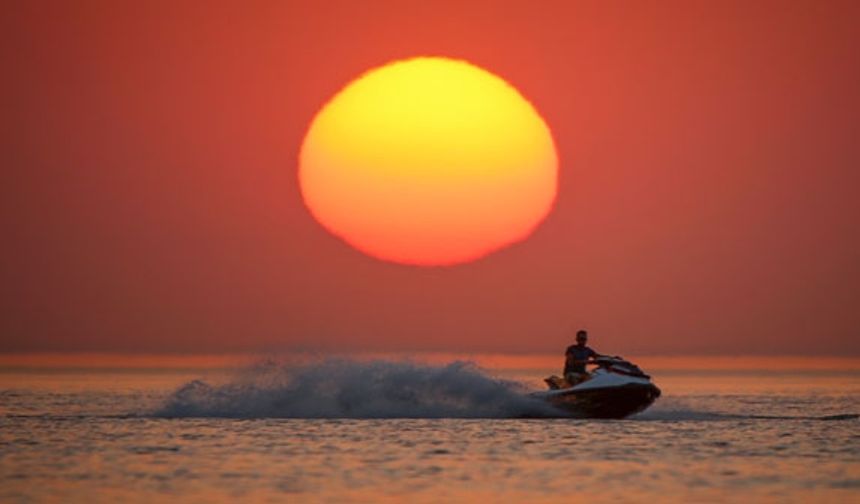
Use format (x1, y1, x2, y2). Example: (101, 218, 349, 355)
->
(540, 382, 661, 419)
(531, 357, 662, 419)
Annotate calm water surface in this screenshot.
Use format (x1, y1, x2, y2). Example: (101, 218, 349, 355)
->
(1, 359, 858, 503)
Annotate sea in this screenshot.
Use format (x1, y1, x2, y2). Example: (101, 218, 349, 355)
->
(1, 355, 858, 503)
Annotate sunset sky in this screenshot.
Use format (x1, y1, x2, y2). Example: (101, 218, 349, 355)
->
(3, 1, 858, 356)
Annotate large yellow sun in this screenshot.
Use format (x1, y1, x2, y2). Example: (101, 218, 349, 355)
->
(299, 57, 558, 266)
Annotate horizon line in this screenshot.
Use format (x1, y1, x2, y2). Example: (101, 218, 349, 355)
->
(1, 351, 859, 372)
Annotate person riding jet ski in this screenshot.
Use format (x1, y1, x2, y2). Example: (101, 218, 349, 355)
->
(534, 329, 661, 418)
(564, 329, 600, 385)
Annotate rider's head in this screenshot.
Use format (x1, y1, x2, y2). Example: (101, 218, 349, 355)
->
(576, 329, 588, 345)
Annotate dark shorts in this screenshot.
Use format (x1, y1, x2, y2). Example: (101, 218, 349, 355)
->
(564, 372, 588, 385)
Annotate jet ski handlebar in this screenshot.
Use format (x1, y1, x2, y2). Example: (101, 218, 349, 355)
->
(591, 355, 626, 364)
(590, 355, 651, 379)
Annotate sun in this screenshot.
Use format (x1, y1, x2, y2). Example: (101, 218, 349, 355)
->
(299, 56, 558, 266)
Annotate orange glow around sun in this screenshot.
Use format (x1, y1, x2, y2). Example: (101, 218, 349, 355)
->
(299, 57, 558, 266)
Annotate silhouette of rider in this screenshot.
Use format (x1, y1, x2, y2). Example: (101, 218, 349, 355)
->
(564, 330, 600, 385)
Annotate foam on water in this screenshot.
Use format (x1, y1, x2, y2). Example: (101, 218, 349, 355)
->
(157, 359, 559, 418)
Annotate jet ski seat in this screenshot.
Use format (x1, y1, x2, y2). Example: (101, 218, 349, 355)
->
(544, 375, 572, 390)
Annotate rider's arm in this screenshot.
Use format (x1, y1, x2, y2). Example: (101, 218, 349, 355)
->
(572, 352, 591, 366)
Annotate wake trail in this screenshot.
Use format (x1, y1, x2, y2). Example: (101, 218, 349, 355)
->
(154, 359, 559, 419)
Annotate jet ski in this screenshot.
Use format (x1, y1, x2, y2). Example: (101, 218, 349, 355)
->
(530, 356, 661, 419)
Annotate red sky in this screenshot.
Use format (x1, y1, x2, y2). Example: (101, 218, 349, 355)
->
(2, 0, 859, 356)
